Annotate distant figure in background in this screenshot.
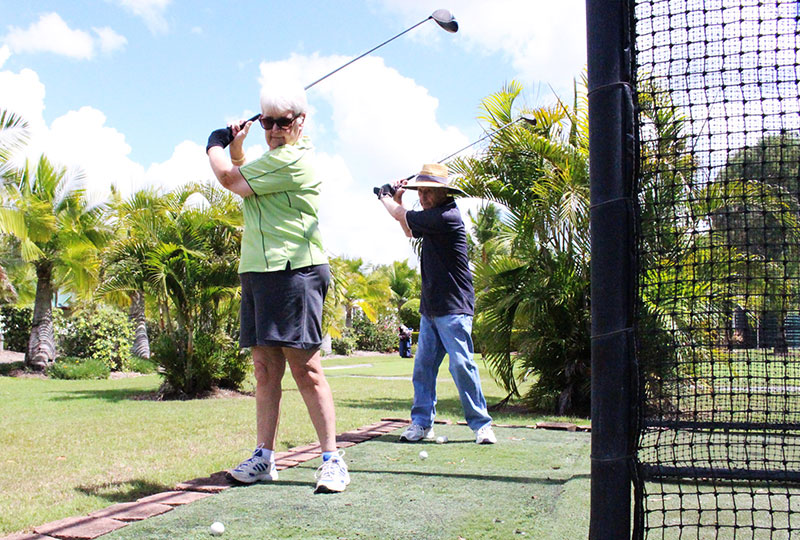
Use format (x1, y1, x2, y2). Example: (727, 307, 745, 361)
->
(398, 325, 413, 358)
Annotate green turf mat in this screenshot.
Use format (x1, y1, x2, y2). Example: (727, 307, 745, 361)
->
(103, 425, 590, 539)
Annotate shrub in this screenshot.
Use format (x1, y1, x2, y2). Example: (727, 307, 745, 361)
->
(352, 312, 398, 352)
(0, 306, 32, 352)
(331, 333, 356, 356)
(151, 329, 249, 398)
(55, 305, 135, 371)
(398, 299, 421, 330)
(47, 356, 110, 380)
(193, 331, 250, 390)
(128, 355, 159, 374)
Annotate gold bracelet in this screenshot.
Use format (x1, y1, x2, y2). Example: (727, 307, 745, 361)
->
(231, 155, 246, 166)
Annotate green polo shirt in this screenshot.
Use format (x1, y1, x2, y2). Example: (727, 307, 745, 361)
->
(238, 136, 327, 273)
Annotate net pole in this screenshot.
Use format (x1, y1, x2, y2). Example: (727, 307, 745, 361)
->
(587, 0, 635, 538)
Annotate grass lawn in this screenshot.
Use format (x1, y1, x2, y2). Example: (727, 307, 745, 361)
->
(103, 425, 591, 540)
(0, 354, 589, 536)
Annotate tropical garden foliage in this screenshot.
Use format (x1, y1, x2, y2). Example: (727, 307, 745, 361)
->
(634, 76, 800, 406)
(452, 79, 591, 415)
(3, 74, 787, 412)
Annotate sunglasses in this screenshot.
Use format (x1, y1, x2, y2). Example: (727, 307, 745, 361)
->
(259, 114, 299, 130)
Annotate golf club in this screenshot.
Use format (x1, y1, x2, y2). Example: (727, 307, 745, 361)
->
(236, 9, 458, 129)
(373, 114, 538, 197)
(428, 114, 538, 168)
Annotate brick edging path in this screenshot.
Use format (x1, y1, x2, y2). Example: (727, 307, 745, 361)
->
(1, 420, 406, 540)
(2, 419, 589, 540)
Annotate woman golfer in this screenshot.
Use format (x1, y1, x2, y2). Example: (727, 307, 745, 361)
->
(206, 79, 348, 494)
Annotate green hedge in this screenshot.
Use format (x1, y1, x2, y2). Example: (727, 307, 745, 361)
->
(47, 357, 110, 380)
(55, 305, 134, 371)
(0, 306, 32, 352)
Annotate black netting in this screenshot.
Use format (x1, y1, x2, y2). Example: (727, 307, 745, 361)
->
(632, 0, 800, 538)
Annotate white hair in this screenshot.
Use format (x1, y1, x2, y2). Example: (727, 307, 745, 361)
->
(259, 79, 308, 116)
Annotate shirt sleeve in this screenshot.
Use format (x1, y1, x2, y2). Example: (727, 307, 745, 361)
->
(406, 206, 461, 236)
(239, 143, 309, 195)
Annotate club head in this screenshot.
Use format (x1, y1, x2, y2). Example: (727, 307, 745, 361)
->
(520, 114, 537, 126)
(431, 9, 458, 33)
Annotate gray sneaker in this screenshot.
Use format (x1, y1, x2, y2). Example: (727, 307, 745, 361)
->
(399, 424, 435, 442)
(474, 424, 497, 444)
(229, 446, 278, 483)
(315, 450, 350, 493)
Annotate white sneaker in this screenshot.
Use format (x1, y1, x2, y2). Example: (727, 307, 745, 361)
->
(229, 446, 278, 483)
(399, 424, 435, 442)
(315, 450, 350, 494)
(475, 424, 497, 444)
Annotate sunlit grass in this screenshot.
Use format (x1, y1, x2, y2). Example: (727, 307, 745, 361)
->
(0, 353, 583, 535)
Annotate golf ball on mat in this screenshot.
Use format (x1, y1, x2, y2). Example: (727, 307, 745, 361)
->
(419, 450, 428, 459)
(209, 521, 225, 535)
(436, 435, 448, 444)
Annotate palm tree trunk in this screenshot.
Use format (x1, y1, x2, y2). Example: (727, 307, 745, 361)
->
(129, 290, 150, 358)
(26, 262, 55, 371)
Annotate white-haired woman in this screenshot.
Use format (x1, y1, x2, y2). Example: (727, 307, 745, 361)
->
(206, 81, 348, 494)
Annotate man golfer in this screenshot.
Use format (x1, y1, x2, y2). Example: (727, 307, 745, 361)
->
(377, 164, 496, 444)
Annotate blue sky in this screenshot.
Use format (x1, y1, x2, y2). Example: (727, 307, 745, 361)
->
(0, 0, 587, 265)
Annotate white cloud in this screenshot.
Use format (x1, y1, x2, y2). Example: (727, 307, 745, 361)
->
(0, 13, 525, 266)
(143, 140, 214, 193)
(2, 13, 95, 60)
(0, 45, 10, 68)
(1, 13, 126, 60)
(0, 67, 47, 132)
(116, 0, 171, 34)
(378, 0, 587, 97)
(44, 107, 144, 201)
(93, 27, 128, 55)
(249, 53, 470, 265)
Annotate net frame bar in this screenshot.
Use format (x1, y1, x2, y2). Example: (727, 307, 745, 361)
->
(587, 0, 638, 538)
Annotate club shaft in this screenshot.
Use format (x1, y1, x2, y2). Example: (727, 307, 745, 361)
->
(304, 16, 432, 90)
(237, 16, 434, 130)
(402, 117, 529, 180)
(436, 117, 525, 164)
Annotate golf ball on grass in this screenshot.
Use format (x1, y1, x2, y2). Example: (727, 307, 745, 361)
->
(436, 435, 448, 444)
(419, 450, 428, 460)
(209, 521, 225, 536)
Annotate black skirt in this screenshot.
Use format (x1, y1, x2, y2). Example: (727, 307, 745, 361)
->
(239, 264, 330, 350)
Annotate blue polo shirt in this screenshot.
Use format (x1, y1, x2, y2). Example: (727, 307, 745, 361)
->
(406, 201, 475, 317)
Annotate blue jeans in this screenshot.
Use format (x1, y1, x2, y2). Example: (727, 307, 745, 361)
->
(410, 314, 492, 431)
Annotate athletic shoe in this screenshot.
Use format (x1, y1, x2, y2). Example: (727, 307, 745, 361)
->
(399, 424, 435, 442)
(229, 446, 278, 483)
(314, 451, 350, 494)
(474, 424, 497, 444)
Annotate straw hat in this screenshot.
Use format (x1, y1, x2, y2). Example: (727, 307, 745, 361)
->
(404, 163, 465, 196)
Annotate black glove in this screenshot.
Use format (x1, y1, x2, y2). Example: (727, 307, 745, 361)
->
(206, 127, 234, 152)
(373, 183, 396, 199)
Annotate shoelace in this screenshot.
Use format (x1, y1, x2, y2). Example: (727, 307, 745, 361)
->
(315, 450, 347, 480)
(407, 425, 424, 437)
(235, 445, 266, 471)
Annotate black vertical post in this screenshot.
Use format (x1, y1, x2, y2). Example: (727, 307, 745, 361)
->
(587, 0, 635, 539)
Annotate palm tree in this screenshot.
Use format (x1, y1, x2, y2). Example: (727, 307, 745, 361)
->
(328, 257, 390, 328)
(140, 182, 243, 396)
(0, 109, 29, 175)
(467, 203, 506, 266)
(97, 187, 170, 358)
(0, 109, 29, 305)
(384, 260, 419, 311)
(452, 79, 591, 415)
(0, 155, 110, 370)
